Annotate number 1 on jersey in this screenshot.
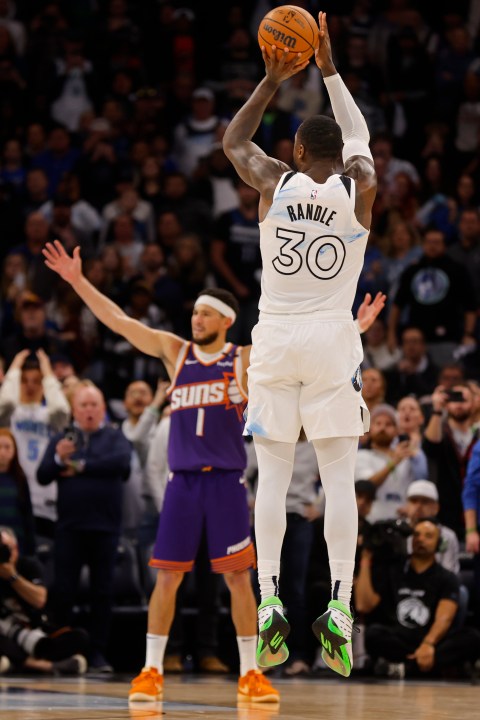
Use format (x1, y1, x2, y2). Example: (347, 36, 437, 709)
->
(196, 408, 205, 436)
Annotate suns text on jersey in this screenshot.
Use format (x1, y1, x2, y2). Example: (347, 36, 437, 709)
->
(170, 380, 226, 410)
(286, 203, 337, 226)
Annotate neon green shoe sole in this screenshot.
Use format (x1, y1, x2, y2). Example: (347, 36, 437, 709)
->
(312, 600, 353, 678)
(256, 597, 290, 668)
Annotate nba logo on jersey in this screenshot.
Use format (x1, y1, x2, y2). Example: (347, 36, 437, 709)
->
(310, 188, 317, 199)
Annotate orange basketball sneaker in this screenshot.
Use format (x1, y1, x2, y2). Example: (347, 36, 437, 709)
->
(129, 667, 164, 702)
(237, 670, 280, 703)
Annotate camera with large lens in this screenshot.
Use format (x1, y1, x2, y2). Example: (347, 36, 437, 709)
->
(363, 518, 412, 562)
(0, 540, 12, 563)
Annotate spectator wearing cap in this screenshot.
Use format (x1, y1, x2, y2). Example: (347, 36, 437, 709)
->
(400, 480, 460, 574)
(355, 403, 428, 523)
(172, 87, 227, 177)
(1, 291, 67, 367)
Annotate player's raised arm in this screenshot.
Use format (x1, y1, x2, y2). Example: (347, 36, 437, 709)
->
(43, 241, 183, 375)
(223, 47, 309, 195)
(315, 12, 376, 228)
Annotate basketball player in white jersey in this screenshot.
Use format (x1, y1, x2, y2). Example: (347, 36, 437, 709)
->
(222, 13, 377, 677)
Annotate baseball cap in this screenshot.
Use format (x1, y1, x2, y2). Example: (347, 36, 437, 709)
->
(192, 87, 214, 102)
(19, 291, 44, 309)
(355, 480, 377, 500)
(370, 403, 397, 424)
(407, 480, 439, 502)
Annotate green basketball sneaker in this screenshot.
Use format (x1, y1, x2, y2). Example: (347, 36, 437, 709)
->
(311, 600, 353, 677)
(256, 596, 290, 668)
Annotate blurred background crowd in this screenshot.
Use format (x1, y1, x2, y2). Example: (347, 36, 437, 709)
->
(1, 0, 480, 681)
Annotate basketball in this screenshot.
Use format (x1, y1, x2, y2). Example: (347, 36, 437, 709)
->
(258, 5, 319, 62)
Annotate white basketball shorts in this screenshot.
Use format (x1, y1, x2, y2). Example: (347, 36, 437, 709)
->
(245, 310, 370, 443)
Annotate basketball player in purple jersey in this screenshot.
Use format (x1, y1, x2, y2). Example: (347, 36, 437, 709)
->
(41, 240, 280, 704)
(222, 12, 377, 677)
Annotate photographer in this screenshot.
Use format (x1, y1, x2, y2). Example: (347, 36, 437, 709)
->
(355, 519, 480, 678)
(0, 527, 88, 674)
(423, 383, 479, 540)
(36, 384, 132, 672)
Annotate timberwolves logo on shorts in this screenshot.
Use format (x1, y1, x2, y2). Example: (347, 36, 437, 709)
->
(351, 366, 362, 392)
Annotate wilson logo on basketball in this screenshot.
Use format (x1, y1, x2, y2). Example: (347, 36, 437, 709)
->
(262, 22, 297, 48)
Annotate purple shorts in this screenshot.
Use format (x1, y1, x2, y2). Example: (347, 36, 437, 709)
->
(150, 469, 255, 573)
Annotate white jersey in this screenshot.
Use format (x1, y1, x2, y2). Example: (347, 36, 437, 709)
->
(259, 171, 369, 315)
(11, 404, 59, 521)
(0, 368, 71, 522)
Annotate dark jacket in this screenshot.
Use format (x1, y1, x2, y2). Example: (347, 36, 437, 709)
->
(37, 425, 131, 533)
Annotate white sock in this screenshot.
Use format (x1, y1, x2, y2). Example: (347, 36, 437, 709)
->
(237, 636, 258, 676)
(145, 633, 168, 673)
(258, 559, 281, 602)
(330, 560, 355, 609)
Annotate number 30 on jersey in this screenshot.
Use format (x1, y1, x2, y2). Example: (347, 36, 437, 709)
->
(272, 227, 346, 279)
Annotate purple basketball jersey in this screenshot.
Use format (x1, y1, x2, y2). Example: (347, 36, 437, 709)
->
(168, 342, 248, 472)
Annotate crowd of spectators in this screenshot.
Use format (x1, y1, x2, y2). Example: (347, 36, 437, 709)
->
(1, 0, 480, 679)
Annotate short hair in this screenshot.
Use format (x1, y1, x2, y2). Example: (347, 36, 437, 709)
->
(297, 115, 342, 160)
(196, 287, 240, 317)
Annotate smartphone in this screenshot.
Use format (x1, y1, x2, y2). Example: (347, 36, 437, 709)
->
(446, 390, 464, 403)
(64, 425, 80, 445)
(397, 433, 410, 443)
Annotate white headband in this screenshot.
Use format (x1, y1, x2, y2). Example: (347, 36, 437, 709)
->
(194, 295, 237, 323)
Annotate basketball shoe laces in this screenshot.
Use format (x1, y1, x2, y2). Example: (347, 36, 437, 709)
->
(258, 603, 285, 630)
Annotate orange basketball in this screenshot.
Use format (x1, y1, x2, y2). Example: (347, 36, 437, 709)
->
(258, 5, 319, 62)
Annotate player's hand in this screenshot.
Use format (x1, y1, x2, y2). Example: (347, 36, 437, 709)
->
(43, 241, 82, 286)
(357, 292, 387, 334)
(315, 12, 336, 75)
(261, 45, 310, 84)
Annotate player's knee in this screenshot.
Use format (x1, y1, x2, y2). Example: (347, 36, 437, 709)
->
(155, 568, 184, 592)
(223, 568, 252, 593)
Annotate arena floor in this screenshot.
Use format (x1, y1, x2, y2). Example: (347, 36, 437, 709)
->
(0, 673, 477, 719)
